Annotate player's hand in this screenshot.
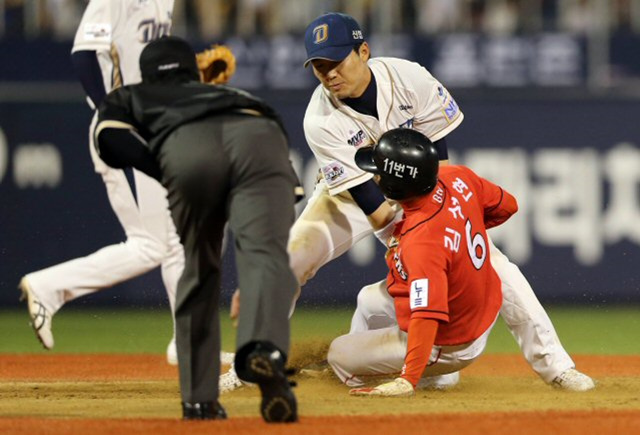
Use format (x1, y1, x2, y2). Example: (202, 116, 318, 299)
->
(349, 377, 414, 397)
(230, 289, 240, 328)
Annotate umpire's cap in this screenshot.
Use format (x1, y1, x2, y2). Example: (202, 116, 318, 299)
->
(140, 36, 199, 83)
(355, 129, 439, 200)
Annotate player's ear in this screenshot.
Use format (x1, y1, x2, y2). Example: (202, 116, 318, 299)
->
(359, 42, 371, 62)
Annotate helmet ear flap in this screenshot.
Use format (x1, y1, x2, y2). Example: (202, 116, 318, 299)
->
(378, 176, 412, 201)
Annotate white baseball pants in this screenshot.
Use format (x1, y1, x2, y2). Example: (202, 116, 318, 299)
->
(329, 307, 496, 387)
(25, 114, 184, 317)
(289, 182, 575, 383)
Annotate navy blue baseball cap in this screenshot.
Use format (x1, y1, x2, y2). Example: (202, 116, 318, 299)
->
(304, 13, 364, 67)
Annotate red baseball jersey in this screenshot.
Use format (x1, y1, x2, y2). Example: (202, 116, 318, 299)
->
(385, 165, 518, 346)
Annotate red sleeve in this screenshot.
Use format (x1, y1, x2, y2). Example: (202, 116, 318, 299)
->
(401, 317, 438, 387)
(482, 181, 518, 229)
(401, 237, 450, 323)
(460, 166, 518, 229)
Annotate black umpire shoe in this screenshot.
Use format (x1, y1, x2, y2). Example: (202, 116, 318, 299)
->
(181, 401, 227, 420)
(234, 341, 298, 423)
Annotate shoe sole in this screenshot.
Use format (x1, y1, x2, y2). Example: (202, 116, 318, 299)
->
(246, 353, 297, 423)
(18, 279, 53, 350)
(551, 380, 596, 392)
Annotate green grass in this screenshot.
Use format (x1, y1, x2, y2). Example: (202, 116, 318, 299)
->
(486, 307, 640, 355)
(1, 306, 638, 355)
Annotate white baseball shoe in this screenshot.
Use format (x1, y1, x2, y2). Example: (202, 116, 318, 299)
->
(417, 371, 460, 390)
(220, 351, 235, 366)
(219, 363, 253, 394)
(166, 339, 236, 368)
(551, 368, 595, 391)
(18, 277, 54, 350)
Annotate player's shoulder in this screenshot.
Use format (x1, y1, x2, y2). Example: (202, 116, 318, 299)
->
(370, 57, 433, 78)
(370, 57, 438, 98)
(441, 165, 478, 180)
(303, 85, 343, 140)
(304, 85, 329, 114)
(440, 165, 485, 195)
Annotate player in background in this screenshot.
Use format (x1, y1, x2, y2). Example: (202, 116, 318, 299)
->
(334, 129, 518, 396)
(289, 12, 593, 391)
(18, 0, 185, 365)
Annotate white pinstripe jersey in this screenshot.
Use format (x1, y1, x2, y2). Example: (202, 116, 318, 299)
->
(72, 0, 174, 92)
(303, 57, 464, 195)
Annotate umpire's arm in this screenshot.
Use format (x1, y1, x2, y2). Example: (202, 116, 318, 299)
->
(95, 89, 162, 181)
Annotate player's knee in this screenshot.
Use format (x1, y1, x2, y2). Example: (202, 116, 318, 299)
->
(327, 335, 353, 372)
(126, 235, 169, 266)
(356, 282, 383, 315)
(166, 235, 184, 258)
(287, 221, 330, 286)
(488, 243, 515, 270)
(287, 235, 325, 286)
(327, 338, 342, 370)
(355, 285, 371, 313)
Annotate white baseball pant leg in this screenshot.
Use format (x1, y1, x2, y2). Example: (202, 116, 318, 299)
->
(328, 317, 496, 387)
(489, 238, 574, 382)
(24, 114, 184, 316)
(287, 181, 373, 310)
(349, 279, 396, 333)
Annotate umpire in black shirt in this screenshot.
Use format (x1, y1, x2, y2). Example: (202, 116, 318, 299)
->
(95, 36, 298, 423)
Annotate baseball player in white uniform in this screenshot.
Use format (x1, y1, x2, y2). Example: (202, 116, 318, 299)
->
(19, 0, 184, 364)
(290, 12, 594, 391)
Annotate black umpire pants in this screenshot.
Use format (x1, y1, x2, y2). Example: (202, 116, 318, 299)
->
(158, 113, 298, 403)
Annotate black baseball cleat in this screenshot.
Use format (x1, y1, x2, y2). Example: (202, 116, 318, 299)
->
(235, 341, 298, 423)
(181, 401, 227, 420)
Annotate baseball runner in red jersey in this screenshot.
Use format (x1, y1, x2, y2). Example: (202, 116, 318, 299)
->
(296, 13, 593, 392)
(330, 129, 515, 395)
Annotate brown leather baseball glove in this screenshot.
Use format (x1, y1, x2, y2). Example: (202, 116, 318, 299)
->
(196, 44, 237, 85)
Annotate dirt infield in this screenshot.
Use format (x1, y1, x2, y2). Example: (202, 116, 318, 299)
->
(1, 354, 639, 434)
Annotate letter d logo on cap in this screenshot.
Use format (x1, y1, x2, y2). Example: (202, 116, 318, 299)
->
(313, 24, 328, 44)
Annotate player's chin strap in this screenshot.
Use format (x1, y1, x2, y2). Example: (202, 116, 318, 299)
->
(373, 205, 403, 246)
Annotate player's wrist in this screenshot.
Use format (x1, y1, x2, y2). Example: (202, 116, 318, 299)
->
(373, 210, 402, 246)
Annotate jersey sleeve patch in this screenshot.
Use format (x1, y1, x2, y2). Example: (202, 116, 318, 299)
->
(322, 161, 348, 187)
(437, 85, 460, 123)
(410, 279, 429, 310)
(83, 23, 112, 42)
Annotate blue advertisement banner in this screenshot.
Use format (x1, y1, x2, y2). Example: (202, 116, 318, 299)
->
(0, 32, 593, 88)
(0, 92, 638, 308)
(5, 32, 640, 88)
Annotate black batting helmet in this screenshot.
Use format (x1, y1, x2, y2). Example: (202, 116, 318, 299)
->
(355, 128, 439, 200)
